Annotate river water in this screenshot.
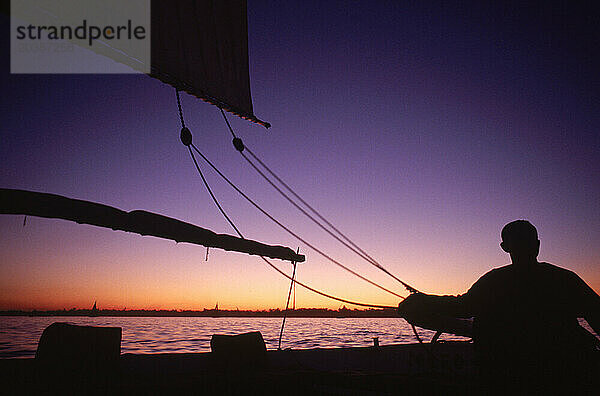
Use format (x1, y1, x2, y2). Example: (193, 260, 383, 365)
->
(2, 316, 596, 359)
(0, 316, 471, 358)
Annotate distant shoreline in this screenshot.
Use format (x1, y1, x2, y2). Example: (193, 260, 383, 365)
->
(0, 307, 399, 318)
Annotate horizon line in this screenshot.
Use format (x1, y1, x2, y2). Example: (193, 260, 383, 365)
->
(0, 306, 395, 313)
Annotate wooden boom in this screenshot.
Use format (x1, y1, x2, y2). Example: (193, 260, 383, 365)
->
(0, 188, 304, 263)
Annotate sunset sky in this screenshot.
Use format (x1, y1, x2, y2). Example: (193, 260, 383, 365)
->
(1, 1, 598, 310)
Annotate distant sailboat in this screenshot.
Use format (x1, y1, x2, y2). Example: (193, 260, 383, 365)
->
(89, 301, 100, 317)
(211, 302, 220, 318)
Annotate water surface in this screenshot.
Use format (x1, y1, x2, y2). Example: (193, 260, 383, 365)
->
(0, 316, 468, 358)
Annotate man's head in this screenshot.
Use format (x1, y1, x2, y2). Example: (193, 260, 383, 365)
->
(500, 220, 540, 264)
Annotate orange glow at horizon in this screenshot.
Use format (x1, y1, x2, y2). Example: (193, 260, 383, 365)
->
(1, 216, 598, 312)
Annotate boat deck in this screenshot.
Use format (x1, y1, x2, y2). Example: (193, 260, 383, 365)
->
(2, 342, 476, 394)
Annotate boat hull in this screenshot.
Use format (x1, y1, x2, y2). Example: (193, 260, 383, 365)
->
(1, 342, 476, 394)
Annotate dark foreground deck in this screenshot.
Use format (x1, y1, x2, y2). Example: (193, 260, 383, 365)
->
(1, 342, 476, 394)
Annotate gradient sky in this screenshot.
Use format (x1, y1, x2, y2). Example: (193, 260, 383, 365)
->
(1, 1, 599, 310)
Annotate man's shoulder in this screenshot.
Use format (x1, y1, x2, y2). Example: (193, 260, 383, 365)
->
(480, 264, 513, 278)
(537, 262, 581, 282)
(470, 264, 513, 288)
(483, 262, 575, 276)
(538, 262, 577, 276)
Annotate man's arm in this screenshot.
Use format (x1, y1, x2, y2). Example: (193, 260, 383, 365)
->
(397, 291, 476, 321)
(395, 270, 498, 338)
(398, 270, 492, 319)
(396, 293, 474, 337)
(571, 273, 600, 336)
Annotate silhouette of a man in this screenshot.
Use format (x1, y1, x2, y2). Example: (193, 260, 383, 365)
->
(398, 220, 599, 392)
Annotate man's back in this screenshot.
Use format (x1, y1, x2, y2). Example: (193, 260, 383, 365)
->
(401, 262, 599, 392)
(466, 262, 596, 351)
(461, 262, 599, 389)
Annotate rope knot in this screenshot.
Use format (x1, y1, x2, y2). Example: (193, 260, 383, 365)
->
(180, 127, 192, 146)
(232, 137, 245, 152)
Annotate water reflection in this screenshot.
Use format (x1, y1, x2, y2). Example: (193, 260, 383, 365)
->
(1, 316, 473, 358)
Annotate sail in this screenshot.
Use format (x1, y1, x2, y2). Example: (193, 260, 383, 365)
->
(151, 0, 269, 127)
(0, 188, 304, 263)
(6, 0, 269, 127)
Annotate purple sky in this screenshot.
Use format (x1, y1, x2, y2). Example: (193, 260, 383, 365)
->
(1, 1, 598, 310)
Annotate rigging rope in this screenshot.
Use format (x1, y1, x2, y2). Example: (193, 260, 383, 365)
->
(221, 107, 236, 139)
(176, 89, 186, 129)
(217, 105, 430, 344)
(187, 146, 242, 236)
(219, 109, 419, 294)
(278, 257, 297, 350)
(258, 255, 396, 309)
(170, 101, 399, 307)
(176, 90, 429, 348)
(190, 143, 404, 300)
(239, 149, 418, 294)
(187, 147, 396, 309)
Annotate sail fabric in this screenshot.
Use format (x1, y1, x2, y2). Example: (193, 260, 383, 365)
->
(151, 0, 269, 128)
(6, 1, 266, 126)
